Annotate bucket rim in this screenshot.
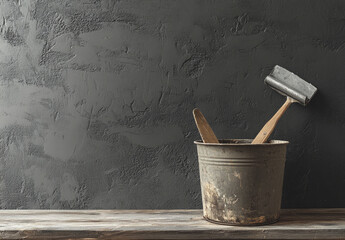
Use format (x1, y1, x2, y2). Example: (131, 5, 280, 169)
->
(194, 139, 289, 146)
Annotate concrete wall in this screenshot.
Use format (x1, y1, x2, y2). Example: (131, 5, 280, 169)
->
(0, 0, 344, 209)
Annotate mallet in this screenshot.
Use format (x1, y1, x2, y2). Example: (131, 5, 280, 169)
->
(252, 65, 317, 144)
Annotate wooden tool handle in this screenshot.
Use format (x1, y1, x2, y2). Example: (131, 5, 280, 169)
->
(252, 98, 293, 144)
(193, 108, 219, 143)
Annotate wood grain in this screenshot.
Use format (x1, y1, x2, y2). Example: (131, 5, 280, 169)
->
(0, 209, 343, 239)
(252, 97, 293, 144)
(193, 108, 219, 143)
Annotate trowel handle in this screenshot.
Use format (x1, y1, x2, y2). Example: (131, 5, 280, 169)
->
(252, 98, 293, 144)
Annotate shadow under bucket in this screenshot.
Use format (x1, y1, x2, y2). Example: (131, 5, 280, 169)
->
(195, 139, 288, 226)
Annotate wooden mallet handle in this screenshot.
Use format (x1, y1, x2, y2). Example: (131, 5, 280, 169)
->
(252, 97, 294, 144)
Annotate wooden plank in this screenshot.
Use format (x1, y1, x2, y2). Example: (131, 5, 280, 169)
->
(0, 209, 343, 239)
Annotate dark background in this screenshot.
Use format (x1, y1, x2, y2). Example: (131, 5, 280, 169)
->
(0, 0, 344, 209)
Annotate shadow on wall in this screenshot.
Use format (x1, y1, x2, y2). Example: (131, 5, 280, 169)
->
(282, 89, 345, 208)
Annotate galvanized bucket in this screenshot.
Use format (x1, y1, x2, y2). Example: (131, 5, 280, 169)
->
(195, 139, 288, 226)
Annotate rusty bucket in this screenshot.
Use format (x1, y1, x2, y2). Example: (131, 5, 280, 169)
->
(195, 139, 288, 226)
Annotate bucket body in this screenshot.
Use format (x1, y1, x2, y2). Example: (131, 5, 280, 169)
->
(195, 139, 288, 226)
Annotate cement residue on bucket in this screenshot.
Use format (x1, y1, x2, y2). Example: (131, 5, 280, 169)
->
(196, 139, 288, 226)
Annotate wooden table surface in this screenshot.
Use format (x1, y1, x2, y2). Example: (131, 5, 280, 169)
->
(0, 209, 343, 239)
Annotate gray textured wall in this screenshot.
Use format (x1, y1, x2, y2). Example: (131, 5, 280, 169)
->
(0, 0, 344, 209)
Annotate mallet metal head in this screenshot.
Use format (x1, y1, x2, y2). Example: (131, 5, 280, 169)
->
(264, 65, 317, 106)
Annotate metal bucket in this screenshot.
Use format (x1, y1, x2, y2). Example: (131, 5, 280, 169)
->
(195, 139, 288, 226)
